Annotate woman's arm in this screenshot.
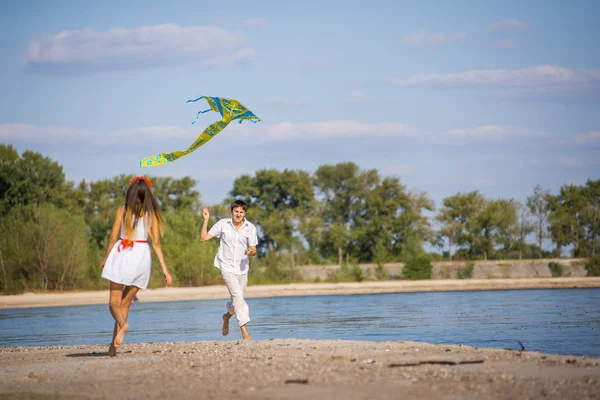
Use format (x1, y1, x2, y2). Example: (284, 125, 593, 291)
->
(148, 215, 172, 286)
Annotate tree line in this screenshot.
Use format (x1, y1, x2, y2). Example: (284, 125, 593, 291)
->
(1, 144, 598, 293)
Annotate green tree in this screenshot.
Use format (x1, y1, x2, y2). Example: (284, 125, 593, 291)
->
(160, 209, 220, 287)
(475, 199, 519, 260)
(437, 192, 486, 259)
(230, 169, 314, 258)
(315, 162, 378, 265)
(513, 202, 534, 260)
(0, 204, 88, 292)
(150, 176, 201, 212)
(0, 145, 76, 217)
(355, 177, 433, 262)
(297, 200, 325, 264)
(527, 185, 551, 258)
(581, 180, 600, 257)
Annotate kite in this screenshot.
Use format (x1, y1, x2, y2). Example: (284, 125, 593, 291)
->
(140, 96, 261, 167)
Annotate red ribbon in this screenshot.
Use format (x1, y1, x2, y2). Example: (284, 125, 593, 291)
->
(117, 238, 147, 252)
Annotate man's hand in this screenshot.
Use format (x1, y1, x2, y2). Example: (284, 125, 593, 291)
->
(202, 207, 210, 220)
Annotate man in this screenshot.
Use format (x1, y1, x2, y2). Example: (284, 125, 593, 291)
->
(200, 200, 258, 340)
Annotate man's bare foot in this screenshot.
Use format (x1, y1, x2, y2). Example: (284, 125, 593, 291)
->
(241, 325, 251, 341)
(221, 314, 230, 336)
(114, 323, 129, 348)
(108, 344, 116, 357)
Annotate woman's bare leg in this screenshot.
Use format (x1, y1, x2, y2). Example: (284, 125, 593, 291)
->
(108, 285, 140, 356)
(108, 281, 129, 348)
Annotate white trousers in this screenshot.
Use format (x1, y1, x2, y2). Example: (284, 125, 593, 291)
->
(220, 269, 250, 327)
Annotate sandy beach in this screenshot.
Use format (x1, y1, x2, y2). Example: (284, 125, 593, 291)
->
(1, 277, 600, 310)
(1, 339, 598, 399)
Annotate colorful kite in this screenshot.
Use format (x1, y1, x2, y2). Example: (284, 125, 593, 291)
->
(140, 96, 261, 167)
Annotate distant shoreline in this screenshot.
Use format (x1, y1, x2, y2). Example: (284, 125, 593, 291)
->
(2, 277, 599, 310)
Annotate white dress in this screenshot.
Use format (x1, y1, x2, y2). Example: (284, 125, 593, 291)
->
(101, 215, 152, 289)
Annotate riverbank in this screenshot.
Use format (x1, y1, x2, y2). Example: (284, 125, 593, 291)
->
(2, 277, 600, 310)
(0, 339, 598, 399)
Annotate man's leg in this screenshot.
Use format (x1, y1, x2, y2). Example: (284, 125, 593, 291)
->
(221, 298, 234, 336)
(238, 273, 251, 340)
(221, 270, 251, 340)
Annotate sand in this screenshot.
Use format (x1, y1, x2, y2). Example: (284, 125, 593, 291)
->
(2, 277, 600, 310)
(0, 339, 598, 399)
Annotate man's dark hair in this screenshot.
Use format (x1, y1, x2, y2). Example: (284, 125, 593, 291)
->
(231, 199, 248, 212)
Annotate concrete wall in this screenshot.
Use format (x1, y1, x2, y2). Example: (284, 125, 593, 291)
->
(276, 258, 589, 281)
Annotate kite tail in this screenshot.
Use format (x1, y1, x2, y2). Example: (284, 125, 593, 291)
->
(140, 119, 230, 167)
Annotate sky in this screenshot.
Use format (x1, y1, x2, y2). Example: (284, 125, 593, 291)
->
(1, 0, 599, 208)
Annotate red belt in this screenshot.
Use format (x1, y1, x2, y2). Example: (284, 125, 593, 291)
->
(118, 238, 147, 252)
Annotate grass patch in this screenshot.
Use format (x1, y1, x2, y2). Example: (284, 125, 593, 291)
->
(585, 256, 600, 277)
(402, 256, 432, 280)
(455, 262, 474, 279)
(548, 262, 564, 277)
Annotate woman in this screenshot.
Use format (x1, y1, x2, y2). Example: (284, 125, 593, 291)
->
(101, 176, 172, 356)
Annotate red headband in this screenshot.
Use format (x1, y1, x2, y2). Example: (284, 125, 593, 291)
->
(129, 176, 152, 188)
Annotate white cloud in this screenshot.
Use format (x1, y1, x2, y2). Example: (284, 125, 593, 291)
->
(489, 85, 600, 104)
(0, 123, 96, 141)
(242, 17, 265, 29)
(447, 125, 547, 140)
(1, 120, 417, 145)
(403, 31, 467, 47)
(248, 120, 417, 142)
(574, 131, 600, 144)
(390, 65, 600, 89)
(383, 164, 416, 175)
(24, 24, 256, 74)
(0, 123, 194, 144)
(492, 38, 519, 49)
(342, 90, 371, 103)
(487, 19, 529, 32)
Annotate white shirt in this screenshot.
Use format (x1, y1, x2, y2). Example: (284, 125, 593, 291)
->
(208, 218, 258, 275)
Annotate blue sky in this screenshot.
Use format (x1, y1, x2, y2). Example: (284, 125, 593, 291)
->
(1, 0, 599, 207)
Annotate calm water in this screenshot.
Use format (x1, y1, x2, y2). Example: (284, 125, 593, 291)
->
(1, 288, 599, 357)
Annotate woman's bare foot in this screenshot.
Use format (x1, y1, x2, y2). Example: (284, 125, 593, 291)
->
(108, 344, 117, 357)
(221, 314, 230, 336)
(114, 323, 129, 348)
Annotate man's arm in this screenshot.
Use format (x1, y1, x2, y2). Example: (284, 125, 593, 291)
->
(244, 246, 257, 257)
(200, 207, 214, 242)
(244, 224, 259, 256)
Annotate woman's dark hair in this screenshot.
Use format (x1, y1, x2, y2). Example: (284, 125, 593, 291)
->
(123, 178, 163, 239)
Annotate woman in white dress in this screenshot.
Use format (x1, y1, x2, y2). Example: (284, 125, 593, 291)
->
(101, 176, 172, 356)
